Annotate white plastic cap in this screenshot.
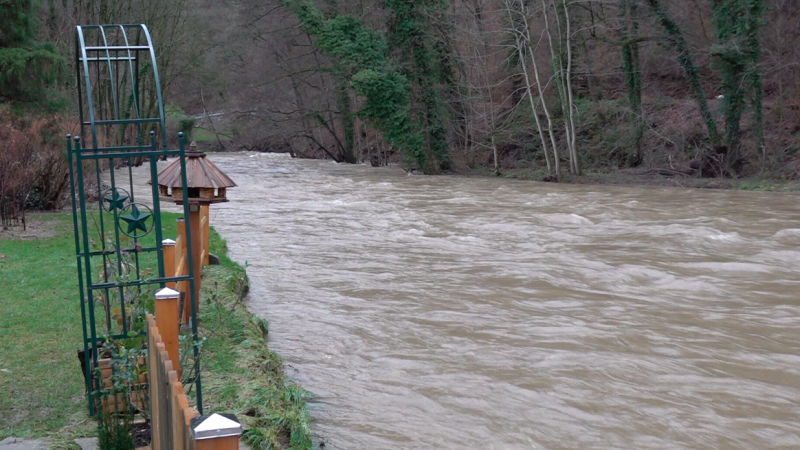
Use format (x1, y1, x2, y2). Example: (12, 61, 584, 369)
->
(191, 413, 242, 440)
(154, 287, 180, 300)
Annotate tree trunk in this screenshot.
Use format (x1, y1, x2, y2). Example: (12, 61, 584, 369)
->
(620, 0, 644, 167)
(522, 0, 561, 178)
(504, 0, 552, 173)
(561, 0, 580, 175)
(541, 0, 567, 177)
(712, 0, 765, 171)
(335, 77, 357, 163)
(646, 0, 721, 149)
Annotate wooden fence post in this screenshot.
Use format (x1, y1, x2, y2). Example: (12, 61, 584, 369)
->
(154, 287, 181, 379)
(191, 413, 242, 450)
(163, 239, 176, 289)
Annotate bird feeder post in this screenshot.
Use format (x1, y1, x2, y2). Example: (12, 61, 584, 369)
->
(188, 203, 203, 326)
(202, 204, 210, 265)
(176, 218, 188, 321)
(156, 138, 237, 325)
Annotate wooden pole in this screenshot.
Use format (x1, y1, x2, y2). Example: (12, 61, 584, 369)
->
(177, 218, 188, 324)
(154, 287, 181, 379)
(163, 239, 176, 289)
(187, 204, 203, 325)
(202, 204, 210, 265)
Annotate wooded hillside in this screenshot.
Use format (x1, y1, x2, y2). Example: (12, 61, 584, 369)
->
(3, 0, 800, 180)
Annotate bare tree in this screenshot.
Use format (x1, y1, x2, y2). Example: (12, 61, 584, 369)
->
(507, 0, 564, 178)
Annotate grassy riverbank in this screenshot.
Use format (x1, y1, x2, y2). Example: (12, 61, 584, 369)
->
(0, 212, 310, 449)
(199, 222, 311, 449)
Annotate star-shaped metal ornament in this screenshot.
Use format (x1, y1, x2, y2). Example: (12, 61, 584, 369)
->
(103, 189, 129, 211)
(119, 204, 151, 235)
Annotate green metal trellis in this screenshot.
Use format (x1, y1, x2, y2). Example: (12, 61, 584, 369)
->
(67, 24, 202, 415)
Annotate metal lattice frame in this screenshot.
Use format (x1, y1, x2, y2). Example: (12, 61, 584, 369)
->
(68, 24, 202, 414)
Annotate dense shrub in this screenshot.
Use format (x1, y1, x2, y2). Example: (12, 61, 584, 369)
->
(0, 108, 70, 228)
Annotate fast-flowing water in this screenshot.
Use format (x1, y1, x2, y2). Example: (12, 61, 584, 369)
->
(125, 152, 800, 449)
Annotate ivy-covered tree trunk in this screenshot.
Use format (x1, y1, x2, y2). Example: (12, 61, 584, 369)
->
(749, 50, 765, 155)
(619, 0, 644, 167)
(645, 0, 721, 149)
(418, 55, 451, 172)
(712, 0, 764, 170)
(335, 76, 357, 163)
(431, 4, 469, 164)
(387, 0, 451, 174)
(326, 0, 357, 164)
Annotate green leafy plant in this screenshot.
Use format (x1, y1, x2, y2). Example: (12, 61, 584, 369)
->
(93, 339, 149, 450)
(95, 401, 136, 450)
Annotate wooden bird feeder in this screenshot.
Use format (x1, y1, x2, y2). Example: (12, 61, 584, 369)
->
(156, 141, 237, 204)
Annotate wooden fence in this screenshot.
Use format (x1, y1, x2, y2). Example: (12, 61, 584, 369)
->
(147, 312, 198, 449)
(147, 287, 241, 449)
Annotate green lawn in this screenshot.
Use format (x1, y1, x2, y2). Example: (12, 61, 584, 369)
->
(0, 212, 310, 449)
(0, 213, 91, 440)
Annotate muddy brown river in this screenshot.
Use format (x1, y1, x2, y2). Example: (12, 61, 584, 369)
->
(125, 152, 800, 449)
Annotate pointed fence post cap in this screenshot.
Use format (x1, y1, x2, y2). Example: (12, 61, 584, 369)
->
(155, 287, 181, 300)
(162, 238, 176, 246)
(191, 413, 242, 440)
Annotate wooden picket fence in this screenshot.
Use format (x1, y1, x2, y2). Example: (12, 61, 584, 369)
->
(146, 306, 241, 450)
(147, 313, 199, 450)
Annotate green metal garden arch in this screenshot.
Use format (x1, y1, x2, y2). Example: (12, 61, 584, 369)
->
(68, 24, 203, 415)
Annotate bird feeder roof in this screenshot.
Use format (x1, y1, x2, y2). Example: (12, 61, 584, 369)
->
(156, 147, 237, 190)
